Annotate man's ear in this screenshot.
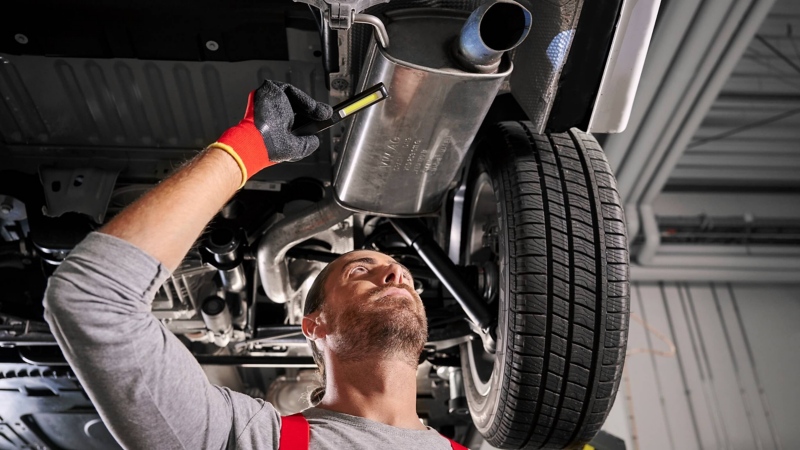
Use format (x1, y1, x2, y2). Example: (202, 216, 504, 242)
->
(301, 312, 327, 340)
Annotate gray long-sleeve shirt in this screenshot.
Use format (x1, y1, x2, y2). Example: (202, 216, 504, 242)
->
(43, 232, 453, 450)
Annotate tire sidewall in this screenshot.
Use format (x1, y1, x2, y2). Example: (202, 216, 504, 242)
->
(460, 148, 510, 438)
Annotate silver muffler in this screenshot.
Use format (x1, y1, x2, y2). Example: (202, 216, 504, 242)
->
(333, 1, 531, 217)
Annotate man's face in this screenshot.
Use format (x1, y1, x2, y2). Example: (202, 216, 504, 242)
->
(310, 250, 428, 367)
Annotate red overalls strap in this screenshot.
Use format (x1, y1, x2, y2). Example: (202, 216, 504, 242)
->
(279, 414, 469, 450)
(448, 438, 469, 450)
(279, 413, 310, 450)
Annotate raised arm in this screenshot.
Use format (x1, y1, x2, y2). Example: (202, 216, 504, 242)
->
(43, 81, 331, 449)
(103, 81, 332, 271)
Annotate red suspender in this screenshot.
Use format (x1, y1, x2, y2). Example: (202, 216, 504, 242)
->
(445, 436, 469, 450)
(279, 413, 310, 450)
(279, 414, 469, 450)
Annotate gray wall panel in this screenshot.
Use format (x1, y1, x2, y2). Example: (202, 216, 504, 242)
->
(687, 284, 759, 449)
(617, 282, 797, 450)
(639, 284, 700, 450)
(734, 285, 800, 447)
(716, 285, 778, 449)
(663, 284, 721, 449)
(627, 285, 673, 450)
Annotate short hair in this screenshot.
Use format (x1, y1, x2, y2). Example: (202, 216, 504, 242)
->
(304, 261, 334, 317)
(303, 261, 336, 405)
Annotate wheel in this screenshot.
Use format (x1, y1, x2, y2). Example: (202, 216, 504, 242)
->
(460, 122, 630, 449)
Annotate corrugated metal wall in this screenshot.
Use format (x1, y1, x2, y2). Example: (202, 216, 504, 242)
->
(610, 282, 798, 450)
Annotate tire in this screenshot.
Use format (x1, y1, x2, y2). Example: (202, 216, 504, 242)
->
(460, 122, 630, 449)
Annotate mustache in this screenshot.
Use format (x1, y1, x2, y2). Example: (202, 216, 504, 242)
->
(366, 283, 418, 301)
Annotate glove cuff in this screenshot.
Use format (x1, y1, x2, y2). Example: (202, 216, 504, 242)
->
(210, 122, 275, 189)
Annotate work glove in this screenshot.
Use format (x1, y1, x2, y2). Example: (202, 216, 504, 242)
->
(209, 80, 333, 188)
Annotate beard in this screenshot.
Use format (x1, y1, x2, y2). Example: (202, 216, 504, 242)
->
(324, 283, 428, 368)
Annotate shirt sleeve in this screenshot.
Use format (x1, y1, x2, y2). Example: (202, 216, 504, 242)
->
(43, 232, 281, 450)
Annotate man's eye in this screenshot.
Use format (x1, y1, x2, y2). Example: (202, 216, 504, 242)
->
(350, 266, 367, 275)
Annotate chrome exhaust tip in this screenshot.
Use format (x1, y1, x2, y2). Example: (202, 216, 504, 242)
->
(455, 0, 533, 73)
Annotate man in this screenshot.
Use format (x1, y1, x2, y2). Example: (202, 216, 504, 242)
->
(43, 81, 467, 449)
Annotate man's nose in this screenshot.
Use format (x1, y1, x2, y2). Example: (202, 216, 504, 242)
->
(382, 264, 406, 285)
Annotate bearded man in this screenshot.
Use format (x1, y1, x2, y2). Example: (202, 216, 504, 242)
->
(43, 81, 467, 449)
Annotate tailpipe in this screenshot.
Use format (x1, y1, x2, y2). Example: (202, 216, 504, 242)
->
(455, 0, 532, 73)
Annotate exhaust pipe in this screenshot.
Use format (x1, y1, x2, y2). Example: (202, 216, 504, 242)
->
(333, 2, 531, 217)
(257, 196, 352, 304)
(455, 1, 532, 73)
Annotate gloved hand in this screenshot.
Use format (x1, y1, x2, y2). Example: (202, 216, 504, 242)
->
(209, 80, 333, 188)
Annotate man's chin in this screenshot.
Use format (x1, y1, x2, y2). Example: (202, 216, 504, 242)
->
(373, 295, 414, 307)
(328, 301, 428, 367)
(361, 299, 424, 327)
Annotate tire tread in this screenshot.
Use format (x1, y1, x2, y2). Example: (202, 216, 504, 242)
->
(473, 123, 629, 449)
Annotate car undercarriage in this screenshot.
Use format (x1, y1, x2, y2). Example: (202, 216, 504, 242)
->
(0, 0, 650, 447)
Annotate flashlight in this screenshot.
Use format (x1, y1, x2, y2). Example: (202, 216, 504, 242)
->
(292, 83, 388, 136)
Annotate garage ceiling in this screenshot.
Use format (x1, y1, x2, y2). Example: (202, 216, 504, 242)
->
(602, 0, 800, 282)
(668, 0, 800, 192)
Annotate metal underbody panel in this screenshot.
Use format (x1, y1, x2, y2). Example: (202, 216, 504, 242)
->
(0, 54, 332, 183)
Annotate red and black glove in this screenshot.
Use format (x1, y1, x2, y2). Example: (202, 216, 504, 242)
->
(209, 80, 333, 188)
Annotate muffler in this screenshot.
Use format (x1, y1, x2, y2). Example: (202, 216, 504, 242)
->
(333, 1, 531, 217)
